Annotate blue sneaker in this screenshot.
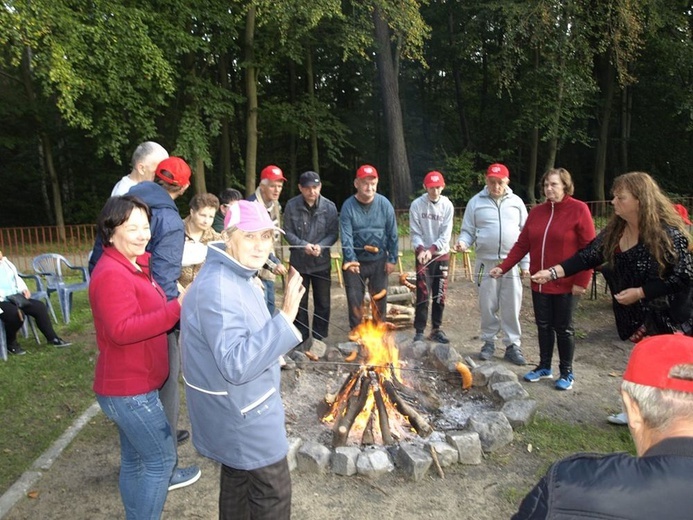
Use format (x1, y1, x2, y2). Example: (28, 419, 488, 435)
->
(555, 373, 574, 391)
(169, 465, 201, 491)
(523, 367, 553, 382)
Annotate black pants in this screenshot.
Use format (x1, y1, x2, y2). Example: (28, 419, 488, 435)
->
(414, 259, 448, 333)
(294, 268, 331, 341)
(344, 258, 388, 329)
(532, 291, 578, 376)
(0, 299, 58, 345)
(219, 458, 291, 520)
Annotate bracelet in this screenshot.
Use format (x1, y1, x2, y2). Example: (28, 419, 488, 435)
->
(548, 267, 558, 281)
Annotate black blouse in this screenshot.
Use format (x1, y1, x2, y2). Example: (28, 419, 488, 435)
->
(561, 227, 693, 340)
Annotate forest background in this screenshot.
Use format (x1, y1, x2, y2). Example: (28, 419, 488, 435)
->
(1, 0, 692, 230)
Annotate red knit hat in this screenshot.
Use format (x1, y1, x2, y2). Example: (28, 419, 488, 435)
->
(623, 334, 693, 393)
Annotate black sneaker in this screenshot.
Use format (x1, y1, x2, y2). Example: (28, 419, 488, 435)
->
(177, 429, 190, 445)
(51, 337, 72, 348)
(504, 344, 527, 366)
(8, 342, 26, 355)
(429, 330, 450, 344)
(413, 331, 425, 342)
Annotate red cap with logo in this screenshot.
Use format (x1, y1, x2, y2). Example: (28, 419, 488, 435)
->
(356, 164, 378, 179)
(486, 163, 509, 179)
(155, 157, 192, 187)
(623, 334, 693, 393)
(423, 171, 445, 188)
(260, 165, 287, 182)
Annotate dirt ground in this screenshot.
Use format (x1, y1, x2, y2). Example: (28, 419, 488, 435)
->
(4, 274, 630, 520)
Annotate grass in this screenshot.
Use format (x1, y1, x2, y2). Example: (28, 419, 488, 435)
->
(0, 290, 96, 494)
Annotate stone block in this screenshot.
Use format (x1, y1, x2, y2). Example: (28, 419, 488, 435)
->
(468, 412, 514, 452)
(430, 344, 463, 371)
(491, 381, 530, 403)
(427, 441, 459, 467)
(396, 443, 432, 481)
(308, 338, 327, 359)
(331, 446, 361, 476)
(501, 399, 538, 428)
(297, 441, 331, 473)
(356, 447, 394, 478)
(488, 366, 519, 385)
(287, 437, 303, 472)
(445, 431, 482, 465)
(336, 341, 359, 356)
(471, 364, 498, 387)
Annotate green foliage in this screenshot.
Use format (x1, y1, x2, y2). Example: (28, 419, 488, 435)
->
(440, 151, 484, 206)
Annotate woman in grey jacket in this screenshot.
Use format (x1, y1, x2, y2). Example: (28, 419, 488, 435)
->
(181, 200, 305, 519)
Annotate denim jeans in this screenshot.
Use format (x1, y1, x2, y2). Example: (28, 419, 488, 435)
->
(294, 268, 332, 340)
(532, 291, 578, 376)
(344, 258, 388, 329)
(414, 259, 448, 333)
(261, 279, 276, 315)
(97, 391, 176, 520)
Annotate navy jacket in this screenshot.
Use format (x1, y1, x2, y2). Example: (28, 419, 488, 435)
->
(513, 437, 693, 519)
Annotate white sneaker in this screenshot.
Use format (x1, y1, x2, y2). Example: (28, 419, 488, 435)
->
(607, 412, 628, 425)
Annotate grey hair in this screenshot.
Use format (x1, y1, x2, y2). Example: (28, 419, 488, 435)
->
(130, 141, 167, 169)
(621, 364, 693, 431)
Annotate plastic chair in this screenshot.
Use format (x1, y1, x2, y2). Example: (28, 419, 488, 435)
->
(32, 254, 90, 324)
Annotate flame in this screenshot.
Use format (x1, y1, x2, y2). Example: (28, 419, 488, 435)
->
(322, 318, 406, 435)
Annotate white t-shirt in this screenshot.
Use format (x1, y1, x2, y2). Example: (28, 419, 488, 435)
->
(111, 176, 138, 196)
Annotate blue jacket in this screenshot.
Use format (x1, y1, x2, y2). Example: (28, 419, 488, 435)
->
(340, 193, 398, 265)
(128, 182, 184, 300)
(180, 241, 302, 470)
(283, 194, 339, 274)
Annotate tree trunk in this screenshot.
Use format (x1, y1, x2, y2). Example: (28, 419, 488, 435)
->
(372, 6, 412, 209)
(21, 45, 65, 238)
(620, 85, 631, 172)
(593, 52, 616, 202)
(244, 5, 258, 197)
(219, 53, 232, 190)
(306, 46, 319, 174)
(193, 156, 206, 194)
(528, 126, 539, 204)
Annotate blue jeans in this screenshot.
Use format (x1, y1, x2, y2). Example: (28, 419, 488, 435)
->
(97, 391, 177, 520)
(261, 278, 276, 315)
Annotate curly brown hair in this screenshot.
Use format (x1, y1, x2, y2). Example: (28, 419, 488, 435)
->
(602, 172, 692, 275)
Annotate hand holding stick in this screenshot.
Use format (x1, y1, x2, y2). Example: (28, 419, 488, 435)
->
(281, 266, 306, 321)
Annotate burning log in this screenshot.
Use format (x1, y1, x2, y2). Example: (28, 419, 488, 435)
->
(371, 371, 394, 445)
(333, 374, 371, 447)
(382, 379, 433, 438)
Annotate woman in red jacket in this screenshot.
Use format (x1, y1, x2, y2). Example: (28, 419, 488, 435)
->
(90, 195, 183, 519)
(490, 168, 595, 391)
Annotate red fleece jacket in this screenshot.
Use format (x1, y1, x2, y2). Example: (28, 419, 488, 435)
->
(91, 247, 181, 396)
(498, 196, 596, 294)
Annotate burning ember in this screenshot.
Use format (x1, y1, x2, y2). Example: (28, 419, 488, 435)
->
(322, 317, 433, 447)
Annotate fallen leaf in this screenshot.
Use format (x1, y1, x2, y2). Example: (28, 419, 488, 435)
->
(608, 372, 620, 377)
(27, 490, 39, 499)
(527, 443, 533, 453)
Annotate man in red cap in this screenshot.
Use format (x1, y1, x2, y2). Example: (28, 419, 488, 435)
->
(456, 163, 529, 365)
(248, 165, 289, 314)
(514, 333, 693, 519)
(409, 171, 455, 343)
(340, 164, 398, 328)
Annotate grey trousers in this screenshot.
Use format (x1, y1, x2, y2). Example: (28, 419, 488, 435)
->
(476, 258, 523, 347)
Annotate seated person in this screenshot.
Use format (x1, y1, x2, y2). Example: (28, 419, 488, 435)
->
(179, 193, 222, 288)
(0, 250, 71, 355)
(513, 333, 693, 519)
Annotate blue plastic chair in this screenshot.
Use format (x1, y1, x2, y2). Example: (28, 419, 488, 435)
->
(32, 254, 90, 324)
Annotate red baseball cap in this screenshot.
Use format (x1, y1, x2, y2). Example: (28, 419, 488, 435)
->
(423, 171, 445, 188)
(155, 157, 191, 187)
(487, 163, 509, 179)
(260, 165, 287, 182)
(356, 164, 378, 179)
(623, 334, 693, 393)
(673, 204, 692, 225)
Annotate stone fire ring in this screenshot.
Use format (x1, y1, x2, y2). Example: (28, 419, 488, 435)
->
(286, 340, 538, 481)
